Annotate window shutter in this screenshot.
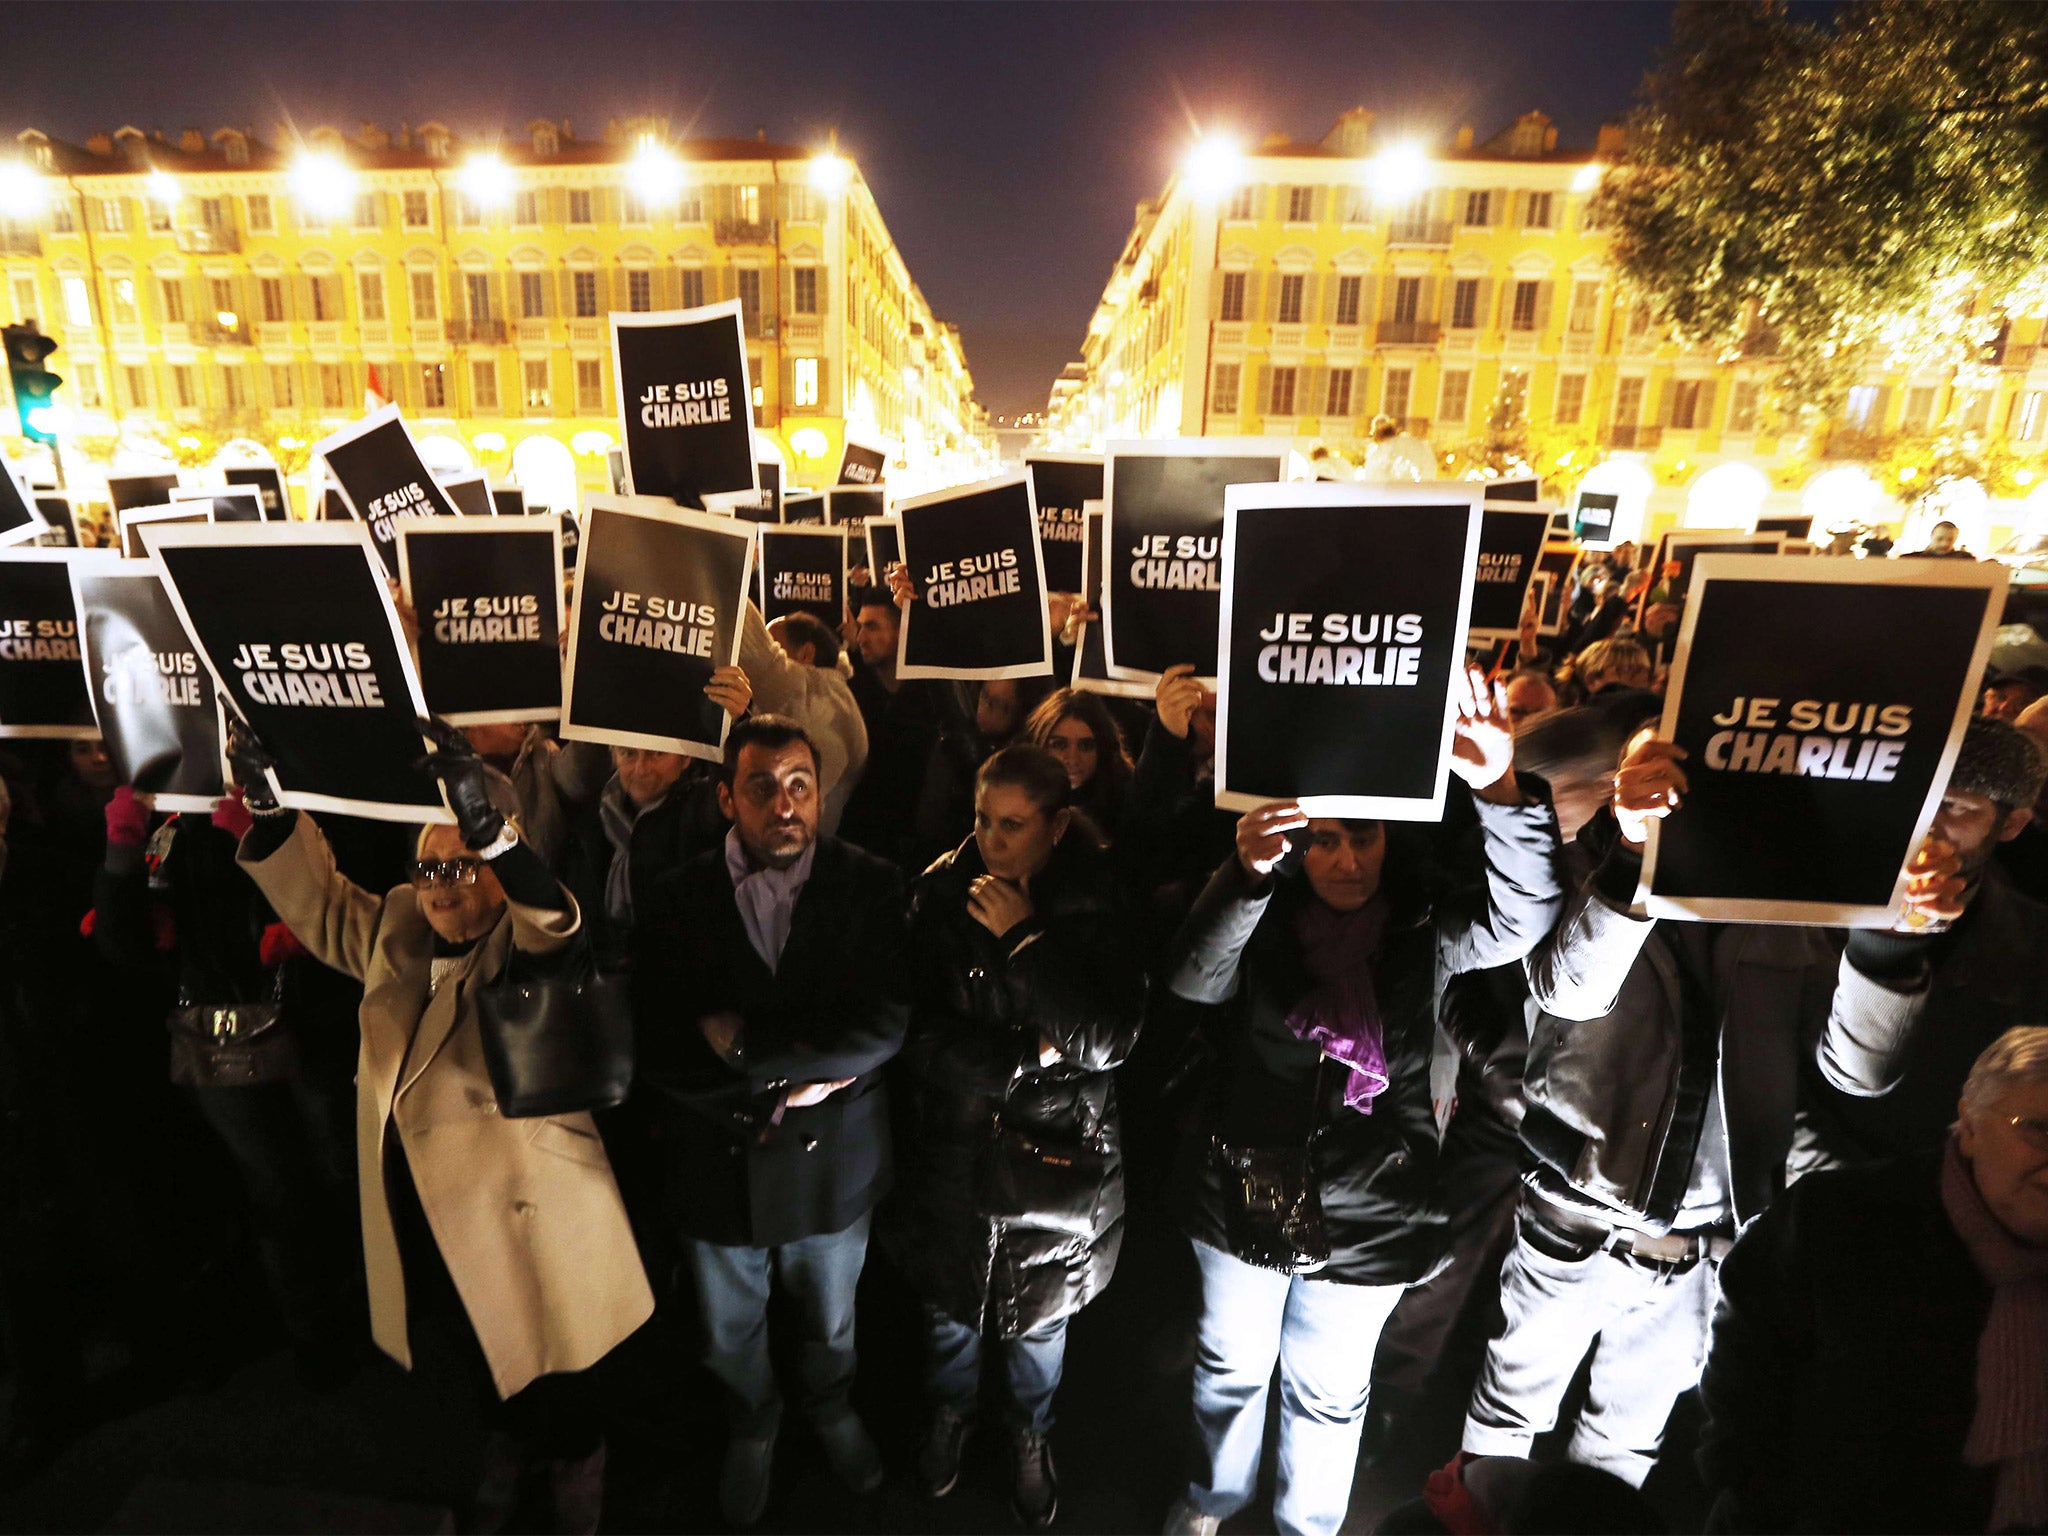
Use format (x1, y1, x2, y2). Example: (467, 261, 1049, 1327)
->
(1311, 186, 1328, 224)
(1264, 270, 1283, 323)
(1535, 280, 1554, 335)
(292, 274, 316, 323)
(1695, 380, 1718, 429)
(1300, 273, 1321, 328)
(1320, 274, 1339, 325)
(1379, 274, 1400, 325)
(556, 269, 575, 318)
(1301, 364, 1324, 419)
(1418, 276, 1440, 324)
(1251, 363, 1269, 417)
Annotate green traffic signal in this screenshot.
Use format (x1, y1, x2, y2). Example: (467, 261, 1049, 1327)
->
(2, 322, 62, 445)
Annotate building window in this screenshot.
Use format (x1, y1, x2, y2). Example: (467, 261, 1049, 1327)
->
(681, 268, 706, 309)
(1392, 276, 1422, 325)
(571, 270, 598, 318)
(257, 276, 284, 324)
(1268, 366, 1297, 417)
(110, 277, 137, 324)
(1726, 380, 1761, 433)
(270, 364, 296, 409)
(1439, 369, 1471, 425)
(1500, 369, 1529, 423)
(61, 275, 91, 328)
(1285, 185, 1314, 223)
(735, 185, 761, 224)
(1555, 373, 1587, 425)
(574, 358, 603, 412)
(1326, 368, 1353, 418)
(678, 190, 704, 223)
(171, 364, 196, 409)
(457, 193, 484, 229)
(626, 269, 651, 313)
(98, 198, 125, 233)
(524, 359, 550, 410)
(410, 270, 438, 321)
(353, 192, 379, 229)
(518, 271, 546, 318)
(318, 363, 348, 411)
(1450, 278, 1480, 330)
(49, 199, 74, 233)
(10, 275, 35, 322)
(793, 356, 820, 408)
(1567, 280, 1600, 333)
(466, 272, 493, 321)
(1334, 274, 1362, 327)
(1219, 271, 1246, 323)
(514, 190, 539, 227)
(793, 267, 819, 315)
(1462, 189, 1491, 227)
(419, 363, 446, 411)
(1510, 280, 1541, 331)
(568, 189, 593, 225)
(209, 277, 234, 321)
(1844, 383, 1880, 430)
(1901, 384, 1937, 432)
(1524, 191, 1554, 229)
(356, 271, 383, 323)
(403, 190, 430, 229)
(221, 366, 248, 411)
(1614, 376, 1645, 424)
(158, 277, 186, 323)
(2014, 390, 2045, 443)
(245, 194, 273, 232)
(471, 358, 499, 411)
(1383, 367, 1412, 422)
(72, 363, 101, 409)
(736, 268, 762, 324)
(1225, 186, 1256, 222)
(1211, 362, 1240, 415)
(1277, 273, 1305, 325)
(622, 188, 648, 224)
(123, 364, 149, 410)
(310, 276, 334, 323)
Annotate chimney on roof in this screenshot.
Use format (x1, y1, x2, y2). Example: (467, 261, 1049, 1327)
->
(87, 132, 113, 157)
(1322, 107, 1375, 157)
(756, 126, 766, 141)
(357, 121, 389, 150)
(561, 119, 574, 140)
(1454, 125, 1474, 152)
(1508, 111, 1553, 158)
(178, 127, 204, 154)
(397, 121, 412, 150)
(1595, 123, 1627, 158)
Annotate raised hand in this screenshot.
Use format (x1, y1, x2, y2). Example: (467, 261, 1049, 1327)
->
(1156, 663, 1208, 740)
(1612, 736, 1689, 848)
(413, 715, 507, 851)
(1236, 800, 1309, 882)
(704, 664, 753, 720)
(226, 717, 281, 812)
(1896, 836, 1967, 931)
(1448, 664, 1519, 802)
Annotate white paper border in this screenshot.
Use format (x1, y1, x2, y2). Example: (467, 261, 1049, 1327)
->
(894, 472, 1054, 683)
(396, 514, 566, 726)
(69, 561, 224, 809)
(609, 301, 760, 509)
(1469, 500, 1559, 643)
(0, 547, 121, 738)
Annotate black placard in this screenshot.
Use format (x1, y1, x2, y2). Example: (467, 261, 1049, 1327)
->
(1642, 557, 2004, 924)
(172, 487, 265, 524)
(106, 473, 181, 514)
(1573, 491, 1618, 546)
(72, 564, 223, 808)
(1024, 455, 1101, 593)
(562, 497, 754, 762)
(316, 406, 461, 578)
(612, 302, 758, 507)
(146, 523, 446, 823)
(1072, 504, 1149, 700)
(736, 460, 782, 524)
(322, 487, 352, 521)
(1487, 476, 1541, 503)
(1755, 514, 1813, 540)
(783, 492, 826, 526)
(224, 464, 291, 521)
(1216, 484, 1483, 820)
(0, 550, 110, 738)
(826, 486, 886, 541)
(836, 436, 887, 487)
(559, 511, 582, 571)
(121, 504, 210, 560)
(32, 494, 75, 547)
(1469, 503, 1555, 640)
(491, 487, 528, 518)
(897, 476, 1052, 682)
(439, 471, 493, 518)
(0, 453, 48, 547)
(1102, 442, 1285, 682)
(1535, 544, 1582, 636)
(756, 525, 846, 628)
(399, 518, 564, 726)
(863, 519, 901, 586)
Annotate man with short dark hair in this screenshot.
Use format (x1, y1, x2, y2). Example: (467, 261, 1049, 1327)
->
(635, 714, 910, 1528)
(739, 603, 867, 835)
(1904, 519, 1974, 559)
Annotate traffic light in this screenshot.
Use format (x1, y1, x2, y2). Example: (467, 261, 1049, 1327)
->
(2, 322, 62, 445)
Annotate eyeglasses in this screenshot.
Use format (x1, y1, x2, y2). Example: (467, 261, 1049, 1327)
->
(410, 857, 484, 888)
(2003, 1115, 2048, 1156)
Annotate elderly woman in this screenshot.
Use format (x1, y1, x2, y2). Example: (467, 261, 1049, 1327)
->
(230, 721, 651, 1534)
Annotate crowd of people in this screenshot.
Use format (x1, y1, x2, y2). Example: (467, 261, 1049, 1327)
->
(3, 516, 2047, 1536)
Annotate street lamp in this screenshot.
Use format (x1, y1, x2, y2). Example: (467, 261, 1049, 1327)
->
(460, 153, 514, 208)
(289, 151, 356, 220)
(1367, 141, 1430, 203)
(628, 138, 684, 202)
(0, 162, 48, 218)
(146, 169, 181, 207)
(1573, 162, 1604, 193)
(1183, 135, 1243, 202)
(809, 151, 852, 196)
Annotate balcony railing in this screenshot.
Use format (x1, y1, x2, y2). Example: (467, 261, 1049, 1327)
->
(0, 228, 41, 256)
(1387, 219, 1453, 248)
(714, 219, 773, 246)
(175, 226, 240, 255)
(447, 317, 508, 344)
(196, 318, 250, 346)
(1604, 424, 1663, 450)
(1376, 320, 1442, 347)
(743, 309, 777, 340)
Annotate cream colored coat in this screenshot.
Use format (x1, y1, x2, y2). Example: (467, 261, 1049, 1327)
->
(239, 815, 654, 1398)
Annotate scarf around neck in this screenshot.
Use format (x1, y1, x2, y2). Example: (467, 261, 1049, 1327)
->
(1284, 893, 1390, 1113)
(1942, 1132, 2048, 1532)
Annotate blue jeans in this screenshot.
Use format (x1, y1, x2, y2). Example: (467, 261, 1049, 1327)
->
(1185, 1240, 1404, 1536)
(923, 1305, 1069, 1433)
(680, 1212, 871, 1440)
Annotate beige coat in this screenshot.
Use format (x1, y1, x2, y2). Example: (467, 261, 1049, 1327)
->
(239, 815, 653, 1398)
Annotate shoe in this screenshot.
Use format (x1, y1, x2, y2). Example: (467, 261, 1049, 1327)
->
(1161, 1496, 1221, 1536)
(1356, 1398, 1409, 1469)
(719, 1433, 776, 1528)
(816, 1411, 884, 1495)
(918, 1407, 973, 1498)
(544, 1440, 606, 1535)
(469, 1431, 524, 1536)
(1011, 1426, 1058, 1528)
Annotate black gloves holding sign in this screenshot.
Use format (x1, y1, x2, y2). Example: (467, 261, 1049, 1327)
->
(414, 716, 508, 853)
(225, 718, 283, 814)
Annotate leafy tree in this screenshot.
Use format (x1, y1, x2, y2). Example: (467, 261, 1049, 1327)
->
(1599, 0, 2048, 414)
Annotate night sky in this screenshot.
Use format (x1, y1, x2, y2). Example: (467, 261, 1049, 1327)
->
(0, 2, 1678, 419)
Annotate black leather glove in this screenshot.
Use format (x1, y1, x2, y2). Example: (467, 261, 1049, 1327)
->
(413, 716, 507, 852)
(225, 717, 282, 813)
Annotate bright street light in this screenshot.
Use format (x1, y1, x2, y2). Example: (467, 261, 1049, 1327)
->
(809, 152, 852, 196)
(472, 431, 507, 453)
(628, 139, 684, 202)
(460, 153, 514, 208)
(289, 151, 356, 219)
(571, 429, 616, 456)
(0, 163, 48, 218)
(790, 426, 830, 459)
(1183, 135, 1244, 203)
(146, 169, 181, 206)
(1367, 141, 1430, 202)
(1573, 161, 1604, 193)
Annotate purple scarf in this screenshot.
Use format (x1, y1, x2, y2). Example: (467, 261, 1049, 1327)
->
(1285, 896, 1390, 1113)
(1942, 1133, 2048, 1532)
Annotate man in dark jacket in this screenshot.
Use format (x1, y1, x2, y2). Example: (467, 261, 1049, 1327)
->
(1801, 716, 2048, 1172)
(888, 744, 1146, 1528)
(635, 715, 909, 1529)
(1461, 725, 1842, 1488)
(1699, 1026, 2048, 1533)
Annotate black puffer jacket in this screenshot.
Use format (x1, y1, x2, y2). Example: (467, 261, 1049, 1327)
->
(1167, 790, 1563, 1285)
(886, 833, 1147, 1338)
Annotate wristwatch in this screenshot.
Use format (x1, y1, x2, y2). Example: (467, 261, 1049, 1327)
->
(473, 821, 520, 862)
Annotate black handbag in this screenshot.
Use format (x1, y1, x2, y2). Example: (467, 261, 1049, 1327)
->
(473, 938, 633, 1118)
(981, 1116, 1114, 1238)
(167, 968, 296, 1089)
(1210, 1062, 1331, 1273)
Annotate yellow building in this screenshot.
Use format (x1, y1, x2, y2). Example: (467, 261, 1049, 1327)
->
(0, 116, 991, 512)
(1049, 107, 2048, 552)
